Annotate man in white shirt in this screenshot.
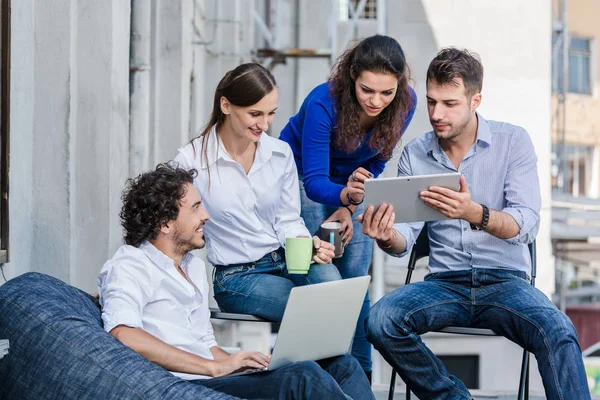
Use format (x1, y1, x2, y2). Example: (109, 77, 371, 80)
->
(98, 163, 374, 400)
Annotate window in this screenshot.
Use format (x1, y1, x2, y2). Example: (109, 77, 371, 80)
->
(552, 144, 596, 197)
(339, 0, 377, 21)
(0, 0, 9, 263)
(553, 35, 593, 94)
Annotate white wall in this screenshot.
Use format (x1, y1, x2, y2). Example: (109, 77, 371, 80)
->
(6, 0, 130, 292)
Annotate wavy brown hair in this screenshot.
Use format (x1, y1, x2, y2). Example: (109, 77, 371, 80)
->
(329, 35, 414, 160)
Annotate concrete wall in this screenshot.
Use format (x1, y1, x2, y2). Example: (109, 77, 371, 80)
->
(7, 0, 130, 293)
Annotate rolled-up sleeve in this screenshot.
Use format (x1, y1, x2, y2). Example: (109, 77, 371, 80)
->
(274, 148, 311, 243)
(98, 257, 154, 333)
(502, 128, 541, 245)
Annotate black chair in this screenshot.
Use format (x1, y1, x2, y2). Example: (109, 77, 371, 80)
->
(388, 225, 537, 400)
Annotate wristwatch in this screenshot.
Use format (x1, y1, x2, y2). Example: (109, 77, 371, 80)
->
(470, 204, 489, 231)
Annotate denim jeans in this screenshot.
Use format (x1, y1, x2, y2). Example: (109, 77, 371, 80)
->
(298, 181, 373, 372)
(0, 273, 237, 400)
(366, 268, 591, 400)
(193, 354, 375, 400)
(213, 247, 341, 321)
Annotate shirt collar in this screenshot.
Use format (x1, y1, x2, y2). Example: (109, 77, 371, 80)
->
(199, 125, 285, 170)
(426, 113, 491, 156)
(139, 241, 193, 271)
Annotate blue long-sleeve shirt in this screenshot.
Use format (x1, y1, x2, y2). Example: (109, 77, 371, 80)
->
(279, 82, 417, 207)
(393, 114, 541, 275)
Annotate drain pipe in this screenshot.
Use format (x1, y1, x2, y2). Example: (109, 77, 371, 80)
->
(129, 0, 151, 177)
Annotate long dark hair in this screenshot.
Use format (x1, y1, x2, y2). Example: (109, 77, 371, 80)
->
(329, 34, 413, 160)
(193, 63, 277, 170)
(120, 163, 196, 247)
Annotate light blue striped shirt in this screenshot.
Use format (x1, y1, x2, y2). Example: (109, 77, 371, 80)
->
(392, 114, 541, 275)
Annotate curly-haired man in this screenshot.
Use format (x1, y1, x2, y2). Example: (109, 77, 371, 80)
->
(97, 163, 372, 400)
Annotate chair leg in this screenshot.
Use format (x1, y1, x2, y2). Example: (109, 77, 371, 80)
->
(388, 370, 396, 400)
(517, 349, 530, 400)
(525, 356, 530, 400)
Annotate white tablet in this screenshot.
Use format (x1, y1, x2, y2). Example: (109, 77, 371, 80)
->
(363, 173, 461, 223)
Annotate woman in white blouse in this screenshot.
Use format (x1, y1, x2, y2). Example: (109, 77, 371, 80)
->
(173, 63, 341, 321)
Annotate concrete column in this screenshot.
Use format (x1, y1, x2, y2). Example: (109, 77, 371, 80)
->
(589, 145, 599, 198)
(70, 0, 131, 291)
(5, 0, 35, 282)
(151, 0, 193, 162)
(6, 0, 130, 292)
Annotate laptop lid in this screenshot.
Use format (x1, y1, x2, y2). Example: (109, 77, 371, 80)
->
(268, 276, 370, 370)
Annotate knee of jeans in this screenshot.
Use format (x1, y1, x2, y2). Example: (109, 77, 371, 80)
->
(546, 312, 580, 346)
(292, 360, 326, 379)
(366, 300, 407, 346)
(312, 263, 342, 282)
(335, 353, 360, 369)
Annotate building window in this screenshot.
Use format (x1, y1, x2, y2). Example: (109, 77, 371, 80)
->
(553, 35, 593, 94)
(0, 0, 9, 263)
(340, 0, 377, 21)
(552, 144, 596, 197)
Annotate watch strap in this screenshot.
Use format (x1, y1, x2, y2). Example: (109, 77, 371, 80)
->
(470, 203, 489, 231)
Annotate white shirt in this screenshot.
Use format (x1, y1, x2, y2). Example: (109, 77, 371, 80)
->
(98, 242, 217, 380)
(173, 128, 310, 266)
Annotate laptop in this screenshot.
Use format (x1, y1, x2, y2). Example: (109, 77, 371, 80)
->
(364, 173, 461, 223)
(228, 276, 370, 376)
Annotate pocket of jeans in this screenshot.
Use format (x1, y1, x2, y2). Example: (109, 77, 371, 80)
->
(217, 264, 254, 285)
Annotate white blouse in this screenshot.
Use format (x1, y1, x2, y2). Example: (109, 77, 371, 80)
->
(173, 128, 310, 266)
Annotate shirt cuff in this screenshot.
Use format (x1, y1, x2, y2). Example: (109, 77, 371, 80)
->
(102, 311, 143, 334)
(282, 225, 311, 242)
(388, 224, 412, 258)
(200, 335, 218, 349)
(502, 208, 524, 245)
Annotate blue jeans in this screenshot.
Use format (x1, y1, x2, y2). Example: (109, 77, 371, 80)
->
(213, 247, 341, 321)
(366, 268, 590, 400)
(193, 354, 375, 400)
(0, 273, 236, 400)
(298, 181, 373, 372)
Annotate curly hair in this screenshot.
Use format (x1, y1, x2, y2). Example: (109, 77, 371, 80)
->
(329, 34, 414, 160)
(120, 163, 197, 247)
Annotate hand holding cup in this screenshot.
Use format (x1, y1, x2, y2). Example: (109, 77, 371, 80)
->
(312, 236, 335, 264)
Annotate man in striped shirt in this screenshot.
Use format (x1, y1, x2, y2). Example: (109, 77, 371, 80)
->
(360, 48, 589, 399)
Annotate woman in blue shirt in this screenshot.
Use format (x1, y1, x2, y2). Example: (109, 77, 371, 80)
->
(279, 34, 417, 378)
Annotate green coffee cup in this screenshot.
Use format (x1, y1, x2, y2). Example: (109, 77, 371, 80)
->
(285, 237, 313, 274)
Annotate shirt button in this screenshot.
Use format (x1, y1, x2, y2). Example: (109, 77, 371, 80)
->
(463, 227, 467, 231)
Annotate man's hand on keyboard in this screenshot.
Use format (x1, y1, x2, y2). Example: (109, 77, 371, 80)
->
(211, 351, 271, 378)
